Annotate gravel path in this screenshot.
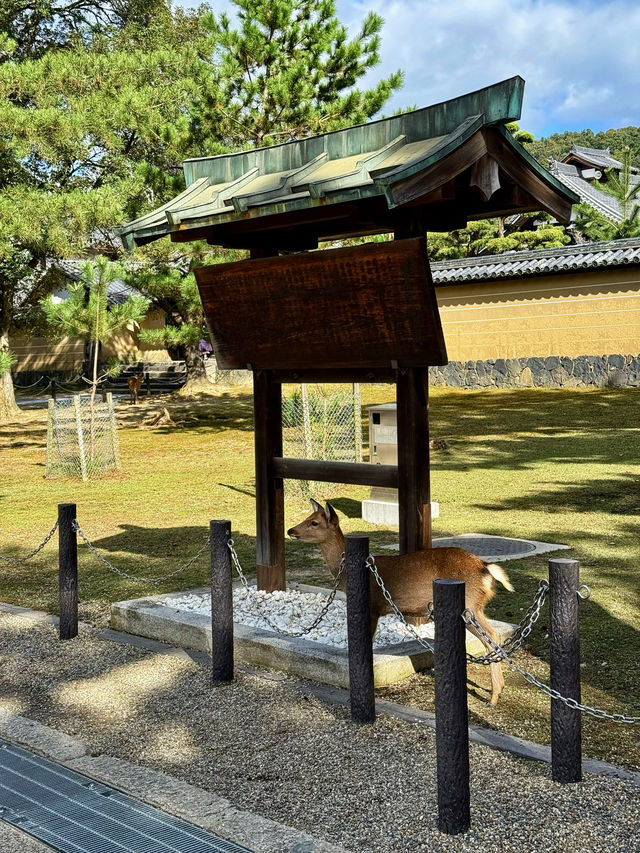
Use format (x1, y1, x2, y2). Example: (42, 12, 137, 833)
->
(0, 611, 638, 853)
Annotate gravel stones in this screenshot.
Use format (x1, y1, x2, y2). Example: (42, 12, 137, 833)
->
(0, 611, 638, 853)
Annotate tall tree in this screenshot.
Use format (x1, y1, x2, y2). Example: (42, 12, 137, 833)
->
(0, 13, 205, 420)
(193, 0, 403, 148)
(1, 0, 170, 59)
(127, 0, 404, 389)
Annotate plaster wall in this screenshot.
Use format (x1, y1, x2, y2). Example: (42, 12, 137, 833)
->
(13, 309, 170, 372)
(436, 266, 640, 362)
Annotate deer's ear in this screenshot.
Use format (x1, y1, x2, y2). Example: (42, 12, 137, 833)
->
(310, 498, 322, 513)
(325, 502, 339, 525)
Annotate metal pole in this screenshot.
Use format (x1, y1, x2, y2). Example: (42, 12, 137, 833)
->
(345, 534, 375, 723)
(58, 503, 78, 641)
(549, 557, 582, 783)
(434, 578, 470, 835)
(210, 520, 234, 683)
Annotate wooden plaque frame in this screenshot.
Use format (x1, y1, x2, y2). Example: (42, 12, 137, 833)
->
(195, 238, 447, 370)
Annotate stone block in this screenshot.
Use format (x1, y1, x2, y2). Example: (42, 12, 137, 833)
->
(520, 366, 533, 386)
(545, 356, 559, 370)
(607, 369, 628, 387)
(608, 354, 625, 369)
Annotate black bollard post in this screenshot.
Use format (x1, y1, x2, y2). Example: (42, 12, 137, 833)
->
(51, 378, 57, 400)
(434, 578, 470, 835)
(210, 520, 234, 683)
(345, 534, 375, 723)
(58, 503, 78, 640)
(549, 558, 582, 783)
(145, 372, 151, 397)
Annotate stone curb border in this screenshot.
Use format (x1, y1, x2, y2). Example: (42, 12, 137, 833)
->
(1, 602, 638, 791)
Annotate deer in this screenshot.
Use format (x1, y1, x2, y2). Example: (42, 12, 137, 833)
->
(287, 499, 514, 706)
(127, 372, 144, 405)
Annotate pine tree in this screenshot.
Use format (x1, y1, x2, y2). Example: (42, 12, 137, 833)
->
(126, 0, 403, 390)
(0, 13, 204, 420)
(41, 256, 147, 449)
(193, 0, 403, 148)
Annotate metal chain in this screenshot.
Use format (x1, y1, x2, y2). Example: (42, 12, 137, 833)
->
(73, 520, 210, 583)
(467, 579, 549, 665)
(227, 538, 344, 637)
(463, 608, 640, 724)
(0, 521, 59, 563)
(366, 555, 435, 651)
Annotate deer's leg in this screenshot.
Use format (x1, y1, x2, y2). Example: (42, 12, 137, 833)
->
(466, 611, 504, 706)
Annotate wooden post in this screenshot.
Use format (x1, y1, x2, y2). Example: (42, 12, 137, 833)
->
(434, 578, 470, 835)
(73, 394, 88, 481)
(345, 534, 375, 723)
(106, 392, 121, 470)
(210, 520, 234, 683)
(353, 383, 363, 463)
(301, 382, 313, 495)
(394, 221, 431, 553)
(396, 367, 431, 553)
(549, 558, 582, 783)
(45, 399, 55, 478)
(254, 368, 285, 591)
(58, 503, 78, 640)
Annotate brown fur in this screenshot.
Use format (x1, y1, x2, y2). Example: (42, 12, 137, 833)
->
(287, 499, 513, 706)
(127, 372, 144, 404)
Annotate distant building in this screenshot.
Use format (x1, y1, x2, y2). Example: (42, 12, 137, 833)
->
(548, 145, 640, 224)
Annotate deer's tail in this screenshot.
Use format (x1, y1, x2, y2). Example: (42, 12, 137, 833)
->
(486, 563, 514, 592)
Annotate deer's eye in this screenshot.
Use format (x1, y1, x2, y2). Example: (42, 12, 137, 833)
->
(311, 521, 318, 527)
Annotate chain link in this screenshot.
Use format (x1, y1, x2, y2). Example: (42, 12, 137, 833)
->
(366, 555, 435, 652)
(463, 608, 640, 724)
(0, 521, 59, 563)
(467, 579, 549, 665)
(73, 520, 210, 583)
(227, 538, 344, 637)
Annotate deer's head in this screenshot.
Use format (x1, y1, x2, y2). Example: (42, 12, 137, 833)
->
(287, 499, 341, 544)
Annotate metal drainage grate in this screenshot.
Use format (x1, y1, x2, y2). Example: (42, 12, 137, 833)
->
(432, 536, 537, 559)
(0, 739, 253, 853)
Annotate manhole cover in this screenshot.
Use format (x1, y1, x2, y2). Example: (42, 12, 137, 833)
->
(433, 536, 537, 558)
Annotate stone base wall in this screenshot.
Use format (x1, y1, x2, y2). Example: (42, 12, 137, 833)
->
(429, 354, 640, 389)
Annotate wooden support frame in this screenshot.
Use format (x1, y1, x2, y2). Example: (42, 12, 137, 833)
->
(254, 369, 286, 592)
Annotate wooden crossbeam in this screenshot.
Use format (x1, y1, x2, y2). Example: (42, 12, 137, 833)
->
(272, 457, 398, 488)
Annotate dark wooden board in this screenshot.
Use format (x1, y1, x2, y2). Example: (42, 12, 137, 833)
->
(195, 238, 447, 370)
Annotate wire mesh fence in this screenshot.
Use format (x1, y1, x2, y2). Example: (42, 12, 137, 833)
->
(45, 394, 121, 481)
(281, 383, 363, 497)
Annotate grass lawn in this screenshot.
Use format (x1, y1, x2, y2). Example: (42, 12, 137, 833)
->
(1, 383, 639, 769)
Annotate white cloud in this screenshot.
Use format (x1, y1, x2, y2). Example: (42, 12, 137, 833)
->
(341, 0, 640, 135)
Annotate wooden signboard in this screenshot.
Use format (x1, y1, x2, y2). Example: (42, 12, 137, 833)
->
(195, 237, 447, 370)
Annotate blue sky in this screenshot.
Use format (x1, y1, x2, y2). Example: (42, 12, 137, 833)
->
(175, 0, 640, 138)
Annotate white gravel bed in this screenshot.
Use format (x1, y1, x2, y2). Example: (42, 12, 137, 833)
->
(164, 588, 433, 650)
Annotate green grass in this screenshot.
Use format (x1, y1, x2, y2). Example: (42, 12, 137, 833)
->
(1, 384, 639, 768)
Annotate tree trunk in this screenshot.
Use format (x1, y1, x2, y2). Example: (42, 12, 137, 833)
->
(0, 331, 21, 423)
(178, 344, 211, 395)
